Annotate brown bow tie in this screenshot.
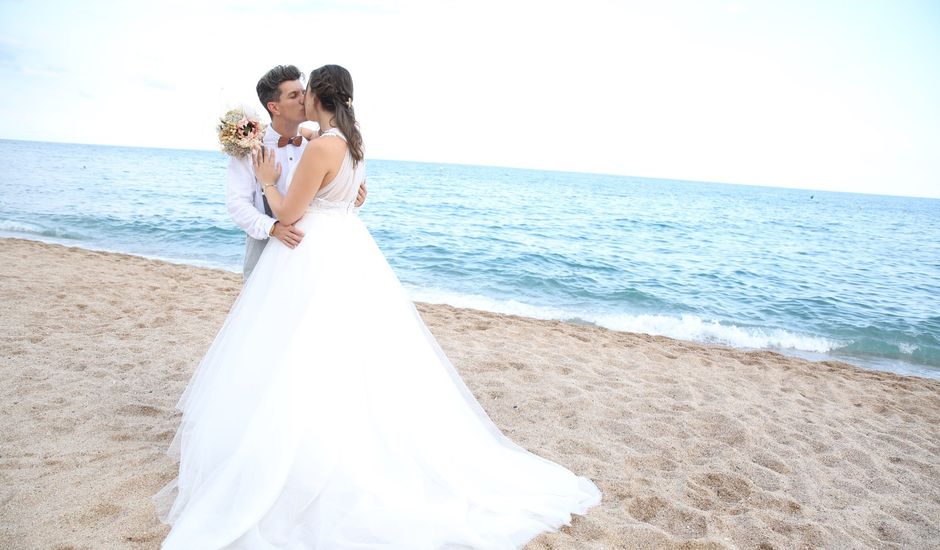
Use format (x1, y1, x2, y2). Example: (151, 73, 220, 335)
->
(277, 135, 304, 147)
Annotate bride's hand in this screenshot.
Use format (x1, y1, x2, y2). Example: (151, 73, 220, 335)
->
(252, 146, 282, 187)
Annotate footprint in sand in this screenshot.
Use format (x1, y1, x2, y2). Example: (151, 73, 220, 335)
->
(627, 494, 708, 538)
(686, 471, 752, 511)
(116, 404, 162, 417)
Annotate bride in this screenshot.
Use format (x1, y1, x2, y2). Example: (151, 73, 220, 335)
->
(154, 64, 601, 549)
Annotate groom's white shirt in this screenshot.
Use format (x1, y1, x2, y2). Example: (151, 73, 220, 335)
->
(225, 125, 309, 240)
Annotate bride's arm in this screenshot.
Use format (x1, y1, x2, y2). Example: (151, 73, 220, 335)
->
(253, 140, 334, 226)
(299, 126, 318, 141)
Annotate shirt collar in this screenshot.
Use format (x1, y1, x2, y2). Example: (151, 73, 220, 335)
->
(263, 125, 281, 144)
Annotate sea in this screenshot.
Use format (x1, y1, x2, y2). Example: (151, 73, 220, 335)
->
(2, 138, 938, 379)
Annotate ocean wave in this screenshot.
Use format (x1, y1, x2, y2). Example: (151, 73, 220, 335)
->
(0, 219, 87, 240)
(406, 286, 842, 354)
(0, 220, 44, 233)
(0, 232, 241, 274)
(898, 342, 919, 355)
(590, 312, 842, 353)
(833, 338, 940, 368)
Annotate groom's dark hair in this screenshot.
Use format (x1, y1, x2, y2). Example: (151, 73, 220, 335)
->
(256, 65, 303, 118)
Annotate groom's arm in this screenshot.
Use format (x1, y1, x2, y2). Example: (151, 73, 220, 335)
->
(226, 156, 276, 240)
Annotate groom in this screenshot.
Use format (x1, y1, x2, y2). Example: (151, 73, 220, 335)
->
(226, 64, 367, 280)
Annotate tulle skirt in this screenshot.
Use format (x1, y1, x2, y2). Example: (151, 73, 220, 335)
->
(153, 200, 601, 549)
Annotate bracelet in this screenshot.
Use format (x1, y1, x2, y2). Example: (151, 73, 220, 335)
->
(262, 183, 277, 192)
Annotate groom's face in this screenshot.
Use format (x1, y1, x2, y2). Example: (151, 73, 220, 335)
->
(271, 79, 306, 124)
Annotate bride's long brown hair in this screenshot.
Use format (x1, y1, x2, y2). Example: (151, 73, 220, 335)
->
(308, 65, 364, 166)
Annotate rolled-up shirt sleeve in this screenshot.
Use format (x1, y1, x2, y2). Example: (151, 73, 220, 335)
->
(225, 156, 275, 240)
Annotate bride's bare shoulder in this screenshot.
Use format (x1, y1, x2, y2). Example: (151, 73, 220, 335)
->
(311, 133, 347, 152)
(300, 132, 346, 166)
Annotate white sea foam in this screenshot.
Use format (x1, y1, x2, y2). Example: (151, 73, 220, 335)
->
(0, 219, 88, 240)
(589, 312, 842, 353)
(0, 219, 46, 234)
(898, 342, 919, 355)
(0, 230, 239, 274)
(406, 287, 843, 354)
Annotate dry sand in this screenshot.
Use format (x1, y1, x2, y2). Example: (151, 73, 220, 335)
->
(1, 237, 938, 549)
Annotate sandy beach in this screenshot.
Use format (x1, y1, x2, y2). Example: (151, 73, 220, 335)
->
(1, 237, 938, 549)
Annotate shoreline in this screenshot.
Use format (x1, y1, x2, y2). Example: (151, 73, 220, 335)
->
(2, 237, 939, 548)
(1, 235, 934, 380)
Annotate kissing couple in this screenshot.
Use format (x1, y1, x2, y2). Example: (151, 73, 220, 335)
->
(153, 63, 601, 549)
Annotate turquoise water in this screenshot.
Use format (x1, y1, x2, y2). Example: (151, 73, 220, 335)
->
(2, 139, 938, 378)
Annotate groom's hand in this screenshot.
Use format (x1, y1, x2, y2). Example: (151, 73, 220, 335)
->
(271, 222, 305, 249)
(355, 180, 368, 207)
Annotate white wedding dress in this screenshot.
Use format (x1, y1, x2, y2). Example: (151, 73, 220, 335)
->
(154, 129, 601, 549)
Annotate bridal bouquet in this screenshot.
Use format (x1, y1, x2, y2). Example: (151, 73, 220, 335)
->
(217, 108, 266, 158)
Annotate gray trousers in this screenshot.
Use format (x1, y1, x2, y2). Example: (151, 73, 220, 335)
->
(242, 236, 269, 282)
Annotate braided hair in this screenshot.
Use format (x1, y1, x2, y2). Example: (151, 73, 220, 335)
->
(308, 65, 363, 165)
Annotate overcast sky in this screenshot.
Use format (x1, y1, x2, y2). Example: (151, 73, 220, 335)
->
(1, 0, 938, 198)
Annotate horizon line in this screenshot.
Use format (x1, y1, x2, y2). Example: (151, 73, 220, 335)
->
(1, 136, 937, 201)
